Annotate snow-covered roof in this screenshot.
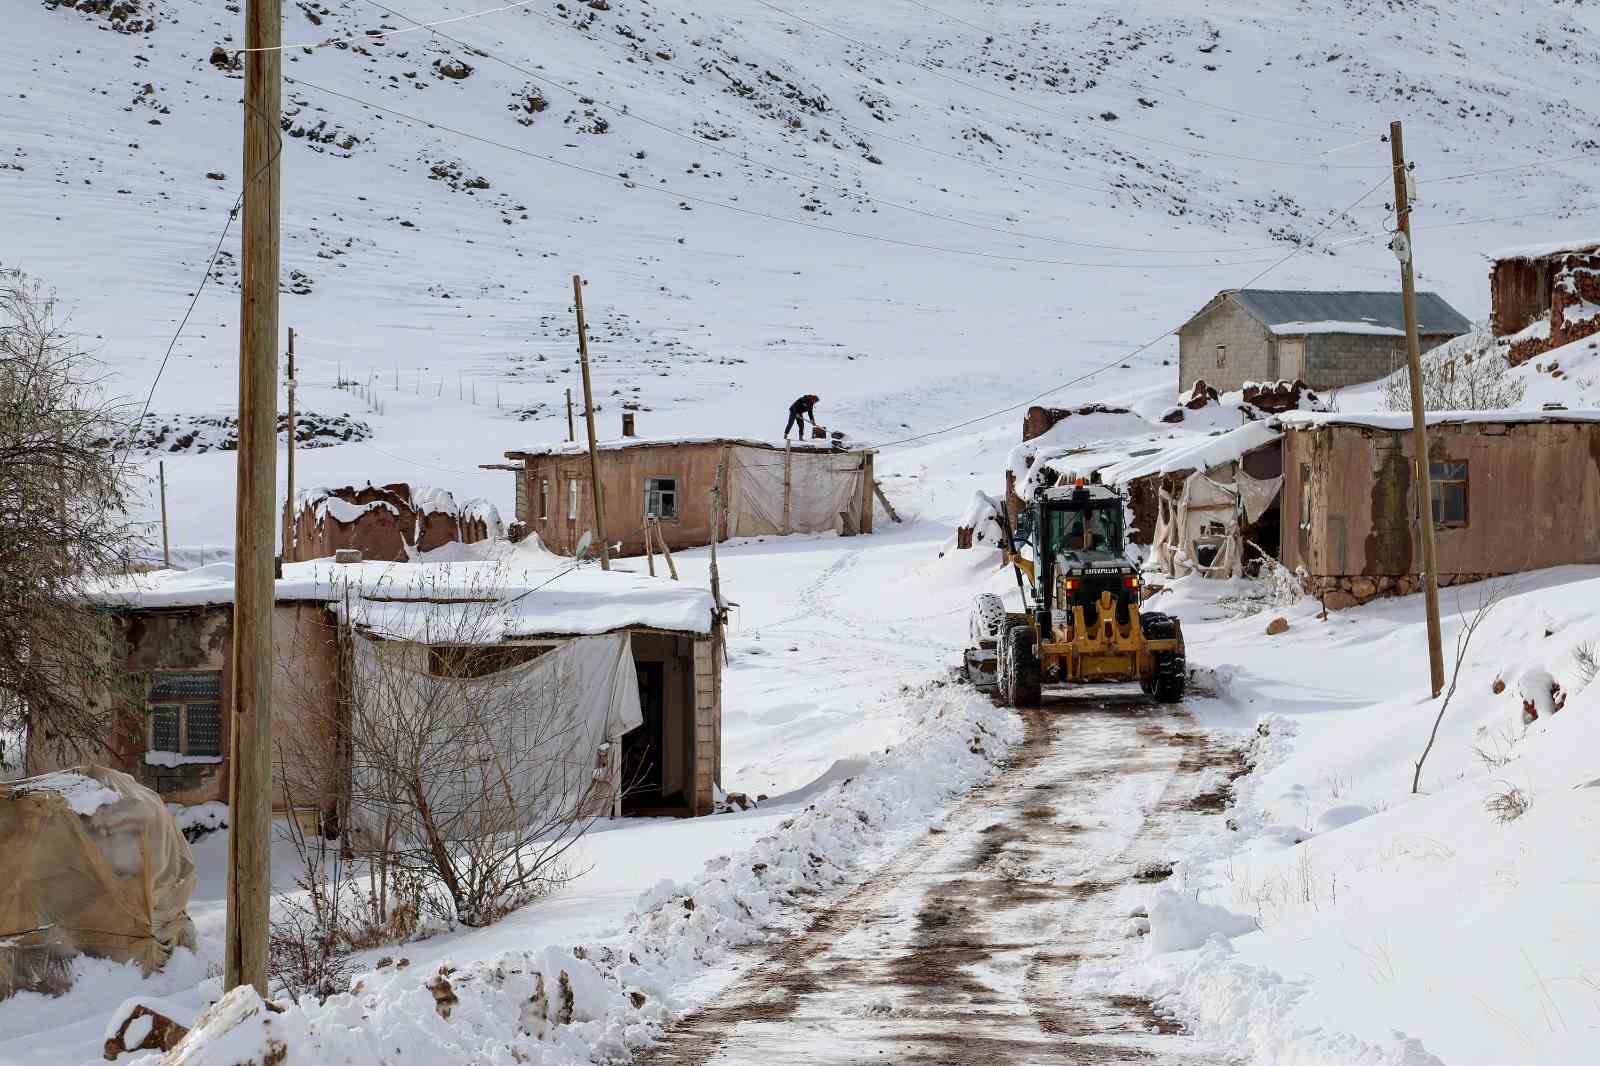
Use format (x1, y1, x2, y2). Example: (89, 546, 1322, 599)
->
(84, 541, 715, 638)
(1267, 320, 1406, 337)
(1100, 420, 1282, 482)
(1211, 289, 1470, 337)
(1489, 237, 1600, 262)
(504, 435, 856, 460)
(1277, 409, 1600, 431)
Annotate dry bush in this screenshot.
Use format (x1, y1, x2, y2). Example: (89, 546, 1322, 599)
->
(1, 266, 145, 756)
(1573, 641, 1598, 692)
(1484, 783, 1532, 824)
(276, 565, 611, 934)
(1380, 324, 1526, 412)
(1471, 725, 1522, 771)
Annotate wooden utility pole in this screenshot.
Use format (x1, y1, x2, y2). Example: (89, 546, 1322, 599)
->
(782, 441, 793, 535)
(1389, 119, 1445, 697)
(572, 274, 610, 570)
(226, 0, 281, 998)
(283, 327, 296, 558)
(566, 387, 575, 442)
(859, 451, 875, 535)
(158, 461, 171, 569)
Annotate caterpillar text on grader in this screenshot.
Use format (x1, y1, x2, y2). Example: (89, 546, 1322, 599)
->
(965, 479, 1186, 706)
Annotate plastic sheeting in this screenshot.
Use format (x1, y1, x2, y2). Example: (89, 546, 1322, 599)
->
(346, 632, 642, 848)
(1151, 466, 1283, 579)
(0, 766, 197, 985)
(727, 446, 865, 537)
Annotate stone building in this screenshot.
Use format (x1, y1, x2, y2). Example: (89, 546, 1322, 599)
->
(1488, 238, 1600, 365)
(1177, 289, 1469, 392)
(42, 549, 724, 820)
(1277, 411, 1600, 608)
(490, 436, 888, 558)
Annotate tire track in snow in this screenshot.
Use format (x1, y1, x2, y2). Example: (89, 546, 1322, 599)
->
(635, 691, 1239, 1065)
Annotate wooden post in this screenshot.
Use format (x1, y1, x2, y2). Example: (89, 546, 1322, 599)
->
(573, 275, 610, 570)
(859, 451, 875, 535)
(566, 387, 575, 442)
(283, 327, 296, 559)
(709, 459, 725, 609)
(782, 440, 793, 535)
(872, 479, 903, 523)
(644, 511, 656, 576)
(1390, 120, 1445, 697)
(228, 0, 281, 998)
(158, 460, 171, 568)
(653, 518, 678, 580)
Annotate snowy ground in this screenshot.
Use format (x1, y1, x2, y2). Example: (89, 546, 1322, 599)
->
(5, 1, 1600, 1063)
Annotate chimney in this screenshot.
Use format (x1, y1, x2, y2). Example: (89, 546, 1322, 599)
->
(621, 412, 636, 437)
(334, 548, 363, 564)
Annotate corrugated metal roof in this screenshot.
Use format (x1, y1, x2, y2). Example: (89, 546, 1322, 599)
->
(1224, 289, 1471, 336)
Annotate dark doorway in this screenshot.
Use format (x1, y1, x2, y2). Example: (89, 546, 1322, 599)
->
(622, 661, 667, 814)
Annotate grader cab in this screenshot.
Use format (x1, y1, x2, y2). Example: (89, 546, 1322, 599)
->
(965, 480, 1186, 707)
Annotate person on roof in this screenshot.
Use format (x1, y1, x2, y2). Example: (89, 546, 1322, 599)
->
(785, 394, 820, 441)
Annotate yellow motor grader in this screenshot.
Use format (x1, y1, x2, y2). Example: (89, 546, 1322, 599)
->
(965, 479, 1186, 706)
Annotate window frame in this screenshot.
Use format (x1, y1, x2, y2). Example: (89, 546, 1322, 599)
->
(145, 671, 223, 758)
(1429, 459, 1469, 528)
(1298, 463, 1313, 531)
(644, 476, 680, 521)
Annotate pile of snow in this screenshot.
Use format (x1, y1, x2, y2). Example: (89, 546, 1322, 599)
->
(12, 770, 122, 816)
(139, 680, 1021, 1065)
(1126, 565, 1600, 1066)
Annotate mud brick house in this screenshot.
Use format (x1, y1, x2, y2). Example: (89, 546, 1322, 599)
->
(38, 546, 724, 821)
(1177, 289, 1469, 392)
(285, 483, 502, 563)
(1488, 238, 1600, 365)
(1277, 411, 1600, 608)
(490, 436, 888, 557)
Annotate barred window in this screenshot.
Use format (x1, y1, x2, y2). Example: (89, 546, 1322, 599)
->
(645, 477, 679, 520)
(1430, 460, 1468, 527)
(147, 672, 222, 756)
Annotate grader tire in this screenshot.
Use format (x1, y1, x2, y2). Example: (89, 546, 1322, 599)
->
(1002, 625, 1043, 708)
(1152, 651, 1187, 704)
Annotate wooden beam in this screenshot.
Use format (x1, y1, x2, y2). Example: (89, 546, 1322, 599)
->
(872, 478, 903, 523)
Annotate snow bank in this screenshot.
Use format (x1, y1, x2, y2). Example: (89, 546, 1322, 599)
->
(1145, 889, 1258, 954)
(144, 681, 1022, 1066)
(1268, 320, 1406, 337)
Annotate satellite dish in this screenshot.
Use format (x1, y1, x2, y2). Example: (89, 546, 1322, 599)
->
(575, 530, 594, 559)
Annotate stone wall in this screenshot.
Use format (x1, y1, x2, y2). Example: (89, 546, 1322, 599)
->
(1303, 571, 1500, 611)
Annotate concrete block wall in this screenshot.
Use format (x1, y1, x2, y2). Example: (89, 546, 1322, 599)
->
(1302, 332, 1457, 390)
(1177, 298, 1274, 392)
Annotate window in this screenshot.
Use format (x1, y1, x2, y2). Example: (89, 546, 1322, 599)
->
(147, 672, 222, 757)
(1299, 464, 1313, 530)
(1215, 344, 1227, 369)
(538, 478, 550, 521)
(645, 477, 679, 520)
(568, 477, 579, 521)
(1045, 505, 1123, 556)
(1430, 460, 1468, 526)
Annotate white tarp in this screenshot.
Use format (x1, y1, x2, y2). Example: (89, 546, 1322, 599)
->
(727, 446, 865, 537)
(346, 632, 641, 849)
(1151, 465, 1282, 580)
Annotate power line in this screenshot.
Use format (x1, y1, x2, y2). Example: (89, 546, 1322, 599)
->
(1424, 152, 1599, 185)
(281, 73, 1298, 269)
(894, 0, 1368, 137)
(234, 0, 545, 53)
(119, 97, 284, 476)
(356, 0, 1299, 257)
(749, 0, 1387, 171)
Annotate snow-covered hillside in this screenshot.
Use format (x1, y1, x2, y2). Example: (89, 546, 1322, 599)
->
(5, 0, 1600, 542)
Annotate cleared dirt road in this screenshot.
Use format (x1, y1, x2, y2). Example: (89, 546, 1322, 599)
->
(637, 690, 1242, 1065)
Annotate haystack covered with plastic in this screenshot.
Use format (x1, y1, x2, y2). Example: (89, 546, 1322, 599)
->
(0, 765, 196, 997)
